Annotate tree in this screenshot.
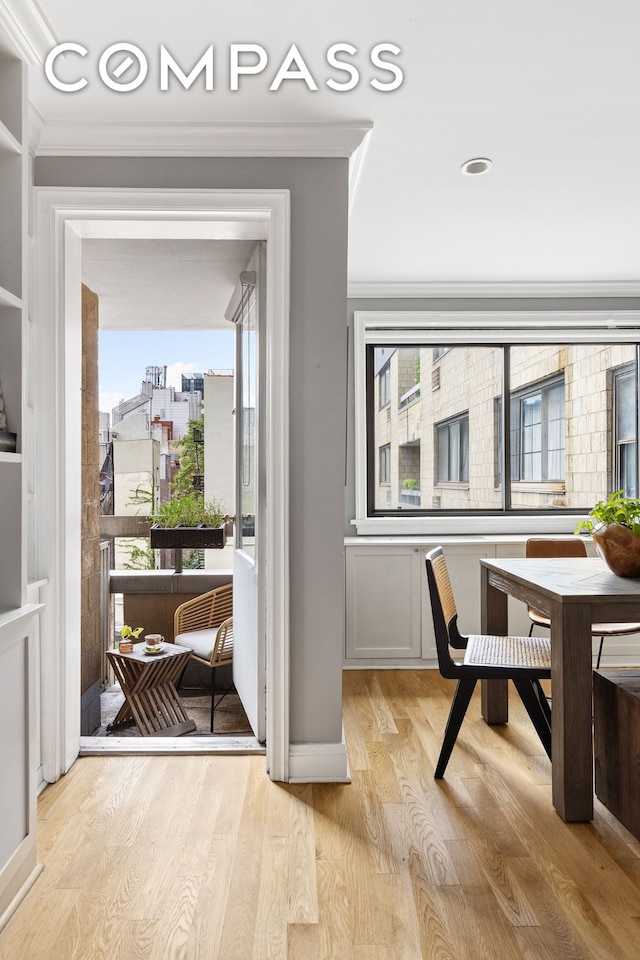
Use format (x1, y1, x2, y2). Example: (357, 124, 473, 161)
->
(171, 416, 205, 498)
(121, 540, 156, 570)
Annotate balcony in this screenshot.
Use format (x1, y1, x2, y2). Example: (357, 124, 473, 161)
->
(91, 516, 243, 741)
(398, 381, 421, 410)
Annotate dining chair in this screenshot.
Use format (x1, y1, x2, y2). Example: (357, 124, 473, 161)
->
(525, 538, 640, 669)
(173, 583, 234, 732)
(425, 547, 552, 778)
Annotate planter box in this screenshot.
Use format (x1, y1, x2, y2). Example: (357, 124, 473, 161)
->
(150, 522, 227, 551)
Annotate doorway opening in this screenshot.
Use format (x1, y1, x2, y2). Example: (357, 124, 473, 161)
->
(85, 240, 252, 743)
(34, 188, 290, 782)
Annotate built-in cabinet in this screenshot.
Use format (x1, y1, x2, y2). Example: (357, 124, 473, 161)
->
(345, 536, 637, 667)
(0, 29, 43, 929)
(346, 539, 513, 664)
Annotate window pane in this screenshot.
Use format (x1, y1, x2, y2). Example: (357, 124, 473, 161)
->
(436, 425, 449, 484)
(620, 442, 637, 498)
(460, 416, 469, 482)
(617, 372, 636, 442)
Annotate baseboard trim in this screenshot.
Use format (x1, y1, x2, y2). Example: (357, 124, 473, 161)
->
(0, 862, 44, 933)
(288, 733, 351, 783)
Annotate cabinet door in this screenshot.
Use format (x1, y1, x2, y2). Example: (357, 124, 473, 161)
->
(345, 546, 422, 659)
(421, 544, 494, 659)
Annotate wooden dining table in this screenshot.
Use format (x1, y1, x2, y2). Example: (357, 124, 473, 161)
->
(480, 556, 640, 822)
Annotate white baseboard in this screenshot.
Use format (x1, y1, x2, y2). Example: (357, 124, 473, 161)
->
(288, 731, 351, 783)
(0, 862, 44, 933)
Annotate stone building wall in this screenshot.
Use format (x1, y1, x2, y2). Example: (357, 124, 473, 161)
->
(81, 284, 103, 735)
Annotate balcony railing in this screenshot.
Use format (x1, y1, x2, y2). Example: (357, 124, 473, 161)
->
(400, 489, 421, 507)
(399, 382, 421, 409)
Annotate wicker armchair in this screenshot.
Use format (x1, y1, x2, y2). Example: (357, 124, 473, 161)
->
(173, 583, 234, 732)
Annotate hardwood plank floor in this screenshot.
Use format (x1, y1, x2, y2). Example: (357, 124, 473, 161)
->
(2, 669, 640, 959)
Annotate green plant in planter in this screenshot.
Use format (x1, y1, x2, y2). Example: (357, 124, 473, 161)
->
(402, 478, 419, 490)
(575, 490, 640, 537)
(151, 494, 225, 528)
(120, 625, 143, 640)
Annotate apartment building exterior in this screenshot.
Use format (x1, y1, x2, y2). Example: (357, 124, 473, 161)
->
(373, 342, 637, 515)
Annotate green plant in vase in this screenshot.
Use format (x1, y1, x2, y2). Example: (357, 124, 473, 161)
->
(575, 490, 640, 577)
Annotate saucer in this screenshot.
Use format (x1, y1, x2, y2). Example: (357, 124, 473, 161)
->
(145, 645, 163, 655)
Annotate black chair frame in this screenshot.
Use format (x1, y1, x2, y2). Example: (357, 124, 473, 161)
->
(425, 547, 552, 779)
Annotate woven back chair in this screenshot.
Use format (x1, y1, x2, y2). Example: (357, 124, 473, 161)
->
(425, 547, 552, 778)
(525, 538, 640, 668)
(173, 583, 234, 732)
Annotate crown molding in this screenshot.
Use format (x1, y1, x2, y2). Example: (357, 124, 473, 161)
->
(0, 0, 56, 64)
(34, 119, 374, 158)
(347, 280, 640, 300)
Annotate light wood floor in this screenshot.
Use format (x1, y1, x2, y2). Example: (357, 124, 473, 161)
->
(2, 669, 640, 960)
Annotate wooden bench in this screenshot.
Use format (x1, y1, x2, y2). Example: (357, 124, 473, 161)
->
(593, 669, 640, 838)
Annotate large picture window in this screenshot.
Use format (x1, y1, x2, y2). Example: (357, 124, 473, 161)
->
(357, 311, 640, 532)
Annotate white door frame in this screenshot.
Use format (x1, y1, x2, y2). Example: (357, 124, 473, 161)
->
(34, 187, 290, 782)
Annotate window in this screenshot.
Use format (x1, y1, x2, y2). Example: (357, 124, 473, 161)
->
(508, 376, 565, 482)
(379, 361, 390, 408)
(436, 414, 469, 482)
(379, 443, 390, 483)
(613, 364, 638, 497)
(356, 309, 640, 533)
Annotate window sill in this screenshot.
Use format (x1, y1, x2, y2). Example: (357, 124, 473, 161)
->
(351, 513, 586, 537)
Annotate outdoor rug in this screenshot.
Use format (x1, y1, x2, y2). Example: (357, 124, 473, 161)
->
(94, 682, 253, 738)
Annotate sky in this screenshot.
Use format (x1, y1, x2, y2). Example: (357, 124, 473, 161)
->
(99, 329, 235, 415)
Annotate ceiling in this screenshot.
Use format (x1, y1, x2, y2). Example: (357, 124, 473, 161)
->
(82, 239, 256, 330)
(27, 1, 640, 287)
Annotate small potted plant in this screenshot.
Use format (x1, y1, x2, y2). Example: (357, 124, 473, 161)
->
(118, 624, 143, 653)
(575, 490, 640, 577)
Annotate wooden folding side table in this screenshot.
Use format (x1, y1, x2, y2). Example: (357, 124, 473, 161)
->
(106, 641, 196, 736)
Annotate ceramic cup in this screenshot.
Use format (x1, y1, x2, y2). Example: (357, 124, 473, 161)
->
(145, 633, 163, 651)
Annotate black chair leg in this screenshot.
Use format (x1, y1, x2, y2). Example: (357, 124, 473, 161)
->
(210, 667, 216, 733)
(528, 622, 535, 637)
(513, 678, 552, 760)
(435, 679, 477, 779)
(596, 636, 604, 670)
(533, 678, 552, 725)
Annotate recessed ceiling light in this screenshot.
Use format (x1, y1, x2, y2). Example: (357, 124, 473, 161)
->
(461, 158, 492, 176)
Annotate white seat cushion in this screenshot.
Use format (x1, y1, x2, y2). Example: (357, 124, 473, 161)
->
(175, 629, 216, 661)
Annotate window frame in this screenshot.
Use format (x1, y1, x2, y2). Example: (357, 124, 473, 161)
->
(435, 412, 469, 484)
(508, 374, 565, 484)
(354, 310, 640, 536)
